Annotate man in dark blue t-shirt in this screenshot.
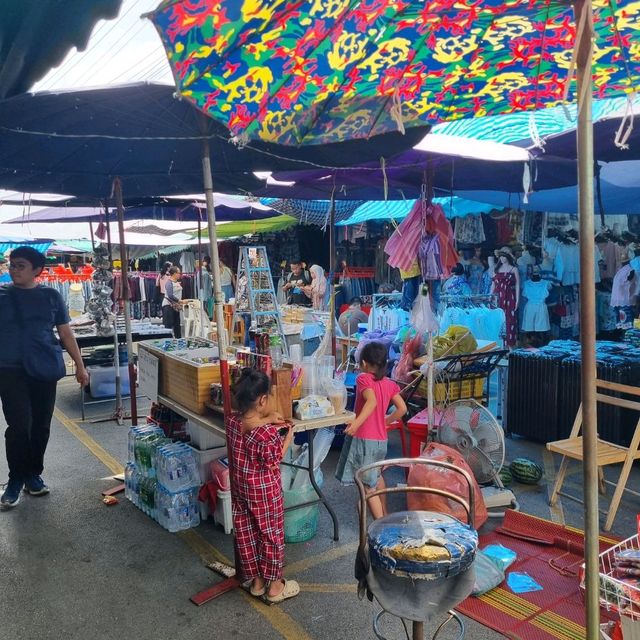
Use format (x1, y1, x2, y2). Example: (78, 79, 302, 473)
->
(282, 260, 312, 306)
(0, 247, 89, 509)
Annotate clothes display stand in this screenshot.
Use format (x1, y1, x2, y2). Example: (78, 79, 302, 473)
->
(232, 245, 288, 355)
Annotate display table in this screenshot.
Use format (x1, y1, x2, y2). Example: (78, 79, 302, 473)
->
(158, 394, 353, 540)
(73, 328, 172, 349)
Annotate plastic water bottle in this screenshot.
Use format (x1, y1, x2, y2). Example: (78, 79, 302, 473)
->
(269, 334, 283, 368)
(124, 462, 136, 501)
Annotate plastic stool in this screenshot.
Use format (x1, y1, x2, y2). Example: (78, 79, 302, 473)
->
(214, 489, 233, 534)
(386, 420, 408, 457)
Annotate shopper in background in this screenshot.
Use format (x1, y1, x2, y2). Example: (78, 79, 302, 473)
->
(226, 368, 299, 603)
(219, 257, 236, 303)
(338, 297, 369, 336)
(0, 257, 10, 284)
(303, 264, 327, 310)
(282, 260, 312, 306)
(155, 261, 173, 304)
(198, 255, 214, 318)
(336, 341, 407, 519)
(0, 246, 89, 509)
(442, 263, 472, 296)
(162, 266, 184, 338)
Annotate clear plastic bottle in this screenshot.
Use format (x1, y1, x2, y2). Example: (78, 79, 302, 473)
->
(269, 334, 283, 369)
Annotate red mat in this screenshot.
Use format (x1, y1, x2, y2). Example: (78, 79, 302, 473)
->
(456, 511, 620, 640)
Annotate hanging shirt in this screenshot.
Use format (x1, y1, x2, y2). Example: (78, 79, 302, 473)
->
(610, 264, 636, 307)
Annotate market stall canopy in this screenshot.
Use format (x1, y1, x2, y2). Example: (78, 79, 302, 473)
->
(0, 83, 428, 200)
(256, 149, 577, 200)
(0, 0, 122, 99)
(261, 196, 498, 226)
(433, 95, 640, 145)
(148, 0, 640, 145)
(0, 234, 53, 255)
(458, 159, 640, 214)
(3, 197, 276, 225)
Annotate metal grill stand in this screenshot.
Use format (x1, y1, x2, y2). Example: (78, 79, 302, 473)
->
(354, 458, 478, 640)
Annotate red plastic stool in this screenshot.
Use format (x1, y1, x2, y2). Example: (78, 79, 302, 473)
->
(386, 420, 408, 458)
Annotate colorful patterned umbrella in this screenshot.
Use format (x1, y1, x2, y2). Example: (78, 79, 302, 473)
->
(147, 0, 640, 146)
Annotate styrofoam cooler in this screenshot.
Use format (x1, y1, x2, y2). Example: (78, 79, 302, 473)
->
(87, 364, 130, 398)
(187, 420, 226, 450)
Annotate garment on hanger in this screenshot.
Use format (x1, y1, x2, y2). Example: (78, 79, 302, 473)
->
(454, 214, 485, 245)
(439, 306, 506, 345)
(517, 251, 536, 286)
(554, 242, 580, 286)
(521, 279, 552, 332)
(597, 239, 617, 279)
(179, 251, 196, 273)
(418, 233, 443, 281)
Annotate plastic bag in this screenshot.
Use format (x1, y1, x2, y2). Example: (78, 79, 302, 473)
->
(507, 572, 543, 594)
(472, 549, 505, 595)
(411, 286, 439, 335)
(407, 442, 488, 528)
(483, 544, 517, 572)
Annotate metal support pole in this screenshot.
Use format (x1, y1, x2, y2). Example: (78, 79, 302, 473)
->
(575, 2, 598, 639)
(89, 220, 95, 251)
(113, 178, 138, 426)
(328, 198, 336, 358)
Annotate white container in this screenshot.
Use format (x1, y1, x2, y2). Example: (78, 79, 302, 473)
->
(87, 364, 130, 398)
(187, 420, 226, 451)
(187, 444, 226, 486)
(214, 489, 233, 534)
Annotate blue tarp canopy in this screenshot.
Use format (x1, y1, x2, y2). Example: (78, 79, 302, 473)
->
(0, 83, 427, 201)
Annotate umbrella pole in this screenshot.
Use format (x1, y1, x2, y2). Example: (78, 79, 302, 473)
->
(89, 221, 95, 251)
(329, 197, 336, 358)
(575, 2, 598, 639)
(113, 178, 138, 427)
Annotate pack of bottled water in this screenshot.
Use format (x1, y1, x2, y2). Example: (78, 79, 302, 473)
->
(125, 424, 201, 532)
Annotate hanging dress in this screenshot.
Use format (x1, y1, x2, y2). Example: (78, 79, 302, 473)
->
(493, 271, 518, 347)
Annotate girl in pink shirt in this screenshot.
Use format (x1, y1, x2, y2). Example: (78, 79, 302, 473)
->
(335, 341, 407, 519)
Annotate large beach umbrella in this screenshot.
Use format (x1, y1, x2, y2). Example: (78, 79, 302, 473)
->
(147, 0, 640, 145)
(147, 1, 640, 636)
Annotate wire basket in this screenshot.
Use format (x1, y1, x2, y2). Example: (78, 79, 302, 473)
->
(595, 534, 640, 636)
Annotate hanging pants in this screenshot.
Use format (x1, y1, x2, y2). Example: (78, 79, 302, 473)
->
(0, 369, 57, 482)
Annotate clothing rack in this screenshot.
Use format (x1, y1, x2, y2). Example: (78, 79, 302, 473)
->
(438, 293, 497, 314)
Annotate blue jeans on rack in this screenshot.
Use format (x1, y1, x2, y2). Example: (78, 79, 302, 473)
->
(400, 276, 421, 311)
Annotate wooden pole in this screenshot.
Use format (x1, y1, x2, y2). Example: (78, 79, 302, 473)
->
(575, 2, 598, 639)
(200, 138, 231, 415)
(113, 178, 138, 426)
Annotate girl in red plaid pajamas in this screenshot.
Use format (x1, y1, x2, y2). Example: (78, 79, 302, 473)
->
(227, 368, 299, 604)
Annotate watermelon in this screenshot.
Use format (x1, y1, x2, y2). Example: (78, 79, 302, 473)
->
(510, 458, 543, 485)
(498, 467, 513, 487)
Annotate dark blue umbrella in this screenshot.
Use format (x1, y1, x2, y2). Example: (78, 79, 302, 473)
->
(0, 82, 429, 200)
